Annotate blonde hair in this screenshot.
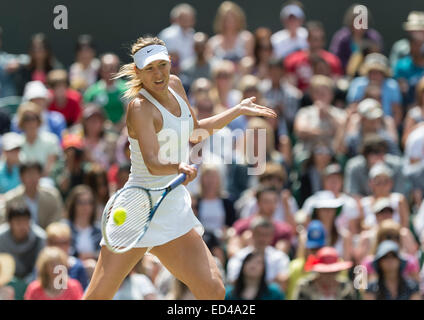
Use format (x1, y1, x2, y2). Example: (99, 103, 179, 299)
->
(113, 37, 166, 100)
(17, 101, 42, 130)
(211, 59, 235, 79)
(200, 163, 223, 198)
(46, 222, 71, 241)
(213, 1, 247, 34)
(310, 74, 335, 91)
(259, 162, 287, 184)
(36, 247, 68, 289)
(238, 74, 260, 93)
(47, 69, 68, 87)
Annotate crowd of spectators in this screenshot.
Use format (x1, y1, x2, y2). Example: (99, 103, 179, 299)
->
(1, 1, 424, 300)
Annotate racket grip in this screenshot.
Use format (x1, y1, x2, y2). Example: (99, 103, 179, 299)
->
(168, 164, 200, 190)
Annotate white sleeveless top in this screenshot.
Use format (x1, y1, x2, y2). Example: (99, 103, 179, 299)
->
(126, 87, 194, 188)
(101, 86, 203, 249)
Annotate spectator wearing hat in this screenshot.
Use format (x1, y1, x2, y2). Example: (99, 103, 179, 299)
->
(225, 251, 285, 300)
(338, 98, 400, 158)
(228, 186, 293, 257)
(46, 69, 82, 127)
(83, 53, 127, 126)
(358, 217, 419, 283)
(15, 101, 61, 176)
(302, 164, 361, 235)
(0, 132, 24, 193)
(360, 162, 410, 229)
(0, 204, 46, 282)
(302, 190, 351, 260)
(271, 1, 308, 60)
(0, 162, 64, 229)
(344, 134, 408, 197)
(293, 246, 355, 300)
(0, 253, 15, 300)
(364, 240, 421, 300)
(286, 220, 327, 299)
(69, 34, 100, 93)
(347, 53, 402, 125)
(390, 11, 424, 70)
(226, 216, 291, 292)
(329, 4, 383, 72)
(394, 27, 424, 106)
(293, 75, 346, 165)
(11, 80, 66, 141)
(284, 21, 343, 92)
(49, 133, 86, 199)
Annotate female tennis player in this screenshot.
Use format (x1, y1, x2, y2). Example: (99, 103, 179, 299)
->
(83, 37, 277, 300)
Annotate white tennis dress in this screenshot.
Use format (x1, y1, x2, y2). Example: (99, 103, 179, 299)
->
(100, 86, 204, 249)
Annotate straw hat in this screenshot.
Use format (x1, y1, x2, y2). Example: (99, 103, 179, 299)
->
(360, 53, 391, 77)
(403, 11, 424, 31)
(357, 98, 384, 120)
(0, 253, 15, 286)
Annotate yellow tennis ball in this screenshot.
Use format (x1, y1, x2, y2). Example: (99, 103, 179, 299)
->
(113, 208, 127, 226)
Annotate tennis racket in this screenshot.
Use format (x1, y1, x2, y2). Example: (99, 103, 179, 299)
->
(101, 164, 199, 253)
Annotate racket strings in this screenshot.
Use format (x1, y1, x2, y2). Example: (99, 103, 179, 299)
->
(103, 188, 152, 251)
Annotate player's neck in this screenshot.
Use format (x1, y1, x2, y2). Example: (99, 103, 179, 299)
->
(148, 87, 172, 105)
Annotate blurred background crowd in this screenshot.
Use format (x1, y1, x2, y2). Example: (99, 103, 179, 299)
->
(1, 1, 424, 300)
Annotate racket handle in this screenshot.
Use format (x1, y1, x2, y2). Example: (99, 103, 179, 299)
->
(168, 164, 200, 190)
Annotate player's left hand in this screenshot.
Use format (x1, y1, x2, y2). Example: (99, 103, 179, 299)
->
(238, 97, 277, 118)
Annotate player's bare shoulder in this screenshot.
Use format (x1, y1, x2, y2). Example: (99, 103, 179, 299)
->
(128, 95, 152, 121)
(127, 95, 158, 134)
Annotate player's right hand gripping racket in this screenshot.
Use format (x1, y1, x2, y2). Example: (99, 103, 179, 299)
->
(101, 164, 199, 253)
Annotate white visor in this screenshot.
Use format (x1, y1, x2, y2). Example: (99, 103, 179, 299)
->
(134, 45, 170, 69)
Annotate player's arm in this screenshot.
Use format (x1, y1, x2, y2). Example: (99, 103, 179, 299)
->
(128, 97, 196, 181)
(169, 75, 277, 143)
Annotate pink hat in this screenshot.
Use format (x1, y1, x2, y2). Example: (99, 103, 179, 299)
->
(304, 247, 353, 273)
